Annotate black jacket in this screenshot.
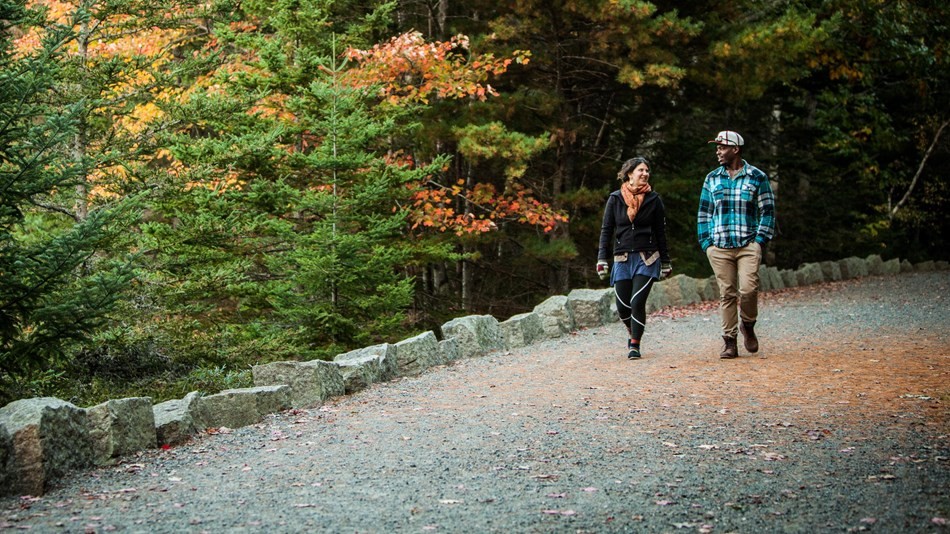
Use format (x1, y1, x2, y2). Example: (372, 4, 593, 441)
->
(597, 190, 670, 263)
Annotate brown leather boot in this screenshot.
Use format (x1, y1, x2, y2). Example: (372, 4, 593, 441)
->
(720, 336, 738, 359)
(740, 320, 759, 353)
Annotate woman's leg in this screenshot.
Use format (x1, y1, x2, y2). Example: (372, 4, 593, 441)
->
(615, 275, 653, 358)
(614, 278, 634, 336)
(627, 274, 654, 342)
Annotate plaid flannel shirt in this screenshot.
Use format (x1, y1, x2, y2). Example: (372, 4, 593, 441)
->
(697, 161, 775, 251)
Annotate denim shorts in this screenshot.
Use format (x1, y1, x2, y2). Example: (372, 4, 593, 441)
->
(610, 252, 661, 286)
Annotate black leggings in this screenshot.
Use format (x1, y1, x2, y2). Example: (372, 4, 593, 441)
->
(614, 275, 654, 340)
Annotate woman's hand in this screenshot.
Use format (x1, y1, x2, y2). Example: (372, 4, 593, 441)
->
(596, 261, 609, 280)
(660, 262, 672, 279)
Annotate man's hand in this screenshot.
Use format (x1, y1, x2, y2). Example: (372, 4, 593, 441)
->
(660, 262, 673, 280)
(596, 260, 609, 281)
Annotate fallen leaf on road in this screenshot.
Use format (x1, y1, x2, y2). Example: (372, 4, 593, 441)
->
(900, 394, 933, 400)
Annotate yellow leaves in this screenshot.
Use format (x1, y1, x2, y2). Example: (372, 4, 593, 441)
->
(620, 63, 684, 90)
(644, 64, 685, 88)
(617, 66, 645, 89)
(250, 93, 298, 123)
(120, 102, 163, 135)
(184, 170, 246, 193)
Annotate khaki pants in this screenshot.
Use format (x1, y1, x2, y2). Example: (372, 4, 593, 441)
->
(706, 242, 762, 338)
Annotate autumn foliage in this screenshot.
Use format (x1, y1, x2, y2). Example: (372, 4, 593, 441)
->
(342, 31, 530, 104)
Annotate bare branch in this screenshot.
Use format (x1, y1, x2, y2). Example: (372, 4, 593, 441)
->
(890, 119, 949, 220)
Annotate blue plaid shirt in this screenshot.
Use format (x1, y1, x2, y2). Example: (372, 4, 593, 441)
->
(697, 160, 775, 251)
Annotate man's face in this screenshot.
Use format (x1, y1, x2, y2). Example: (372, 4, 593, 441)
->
(715, 144, 739, 166)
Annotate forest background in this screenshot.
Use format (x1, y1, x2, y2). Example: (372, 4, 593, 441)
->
(2, 0, 947, 406)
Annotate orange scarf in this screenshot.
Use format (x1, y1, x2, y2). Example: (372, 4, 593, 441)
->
(620, 181, 652, 222)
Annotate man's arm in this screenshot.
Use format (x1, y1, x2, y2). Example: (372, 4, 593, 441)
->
(697, 178, 715, 251)
(755, 174, 776, 244)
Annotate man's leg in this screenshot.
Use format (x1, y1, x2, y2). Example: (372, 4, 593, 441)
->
(707, 246, 739, 337)
(736, 242, 761, 323)
(736, 242, 763, 352)
(706, 246, 739, 358)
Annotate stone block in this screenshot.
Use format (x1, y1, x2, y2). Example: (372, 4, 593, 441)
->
(765, 266, 785, 291)
(196, 385, 292, 429)
(780, 269, 798, 288)
(645, 281, 670, 314)
(395, 332, 446, 377)
(757, 265, 772, 292)
(881, 258, 900, 275)
(499, 312, 545, 349)
(865, 254, 885, 275)
(798, 262, 825, 285)
(915, 260, 935, 272)
(819, 261, 842, 282)
(252, 360, 344, 409)
(936, 260, 949, 270)
(439, 338, 460, 362)
(153, 391, 202, 446)
(566, 288, 614, 328)
(333, 343, 398, 394)
(697, 275, 720, 301)
(441, 315, 506, 359)
(838, 256, 869, 279)
(664, 275, 702, 306)
(900, 259, 914, 273)
(532, 295, 575, 338)
(0, 398, 92, 497)
(87, 397, 155, 466)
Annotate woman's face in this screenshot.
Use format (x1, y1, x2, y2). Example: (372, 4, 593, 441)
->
(626, 163, 650, 188)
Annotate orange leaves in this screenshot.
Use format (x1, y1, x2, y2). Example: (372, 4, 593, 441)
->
(407, 180, 567, 236)
(342, 31, 530, 105)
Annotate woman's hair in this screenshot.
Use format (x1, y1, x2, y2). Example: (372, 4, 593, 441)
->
(617, 157, 650, 181)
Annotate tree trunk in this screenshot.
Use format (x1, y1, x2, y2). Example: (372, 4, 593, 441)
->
(73, 21, 90, 222)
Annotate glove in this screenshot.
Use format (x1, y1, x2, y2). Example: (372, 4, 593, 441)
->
(660, 262, 672, 280)
(596, 260, 609, 281)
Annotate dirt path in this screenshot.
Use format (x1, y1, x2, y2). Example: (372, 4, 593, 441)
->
(2, 272, 948, 533)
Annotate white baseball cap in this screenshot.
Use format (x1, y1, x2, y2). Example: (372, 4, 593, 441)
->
(708, 130, 744, 146)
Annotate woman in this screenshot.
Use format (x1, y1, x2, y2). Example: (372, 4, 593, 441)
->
(596, 157, 672, 359)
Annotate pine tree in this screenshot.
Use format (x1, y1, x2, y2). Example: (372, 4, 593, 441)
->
(0, 0, 136, 401)
(139, 2, 445, 364)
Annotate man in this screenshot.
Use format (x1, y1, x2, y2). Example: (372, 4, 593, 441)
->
(697, 130, 776, 359)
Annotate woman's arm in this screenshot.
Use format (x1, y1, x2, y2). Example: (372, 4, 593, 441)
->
(597, 194, 618, 261)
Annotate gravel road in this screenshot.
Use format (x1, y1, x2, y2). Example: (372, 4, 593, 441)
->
(3, 271, 948, 533)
